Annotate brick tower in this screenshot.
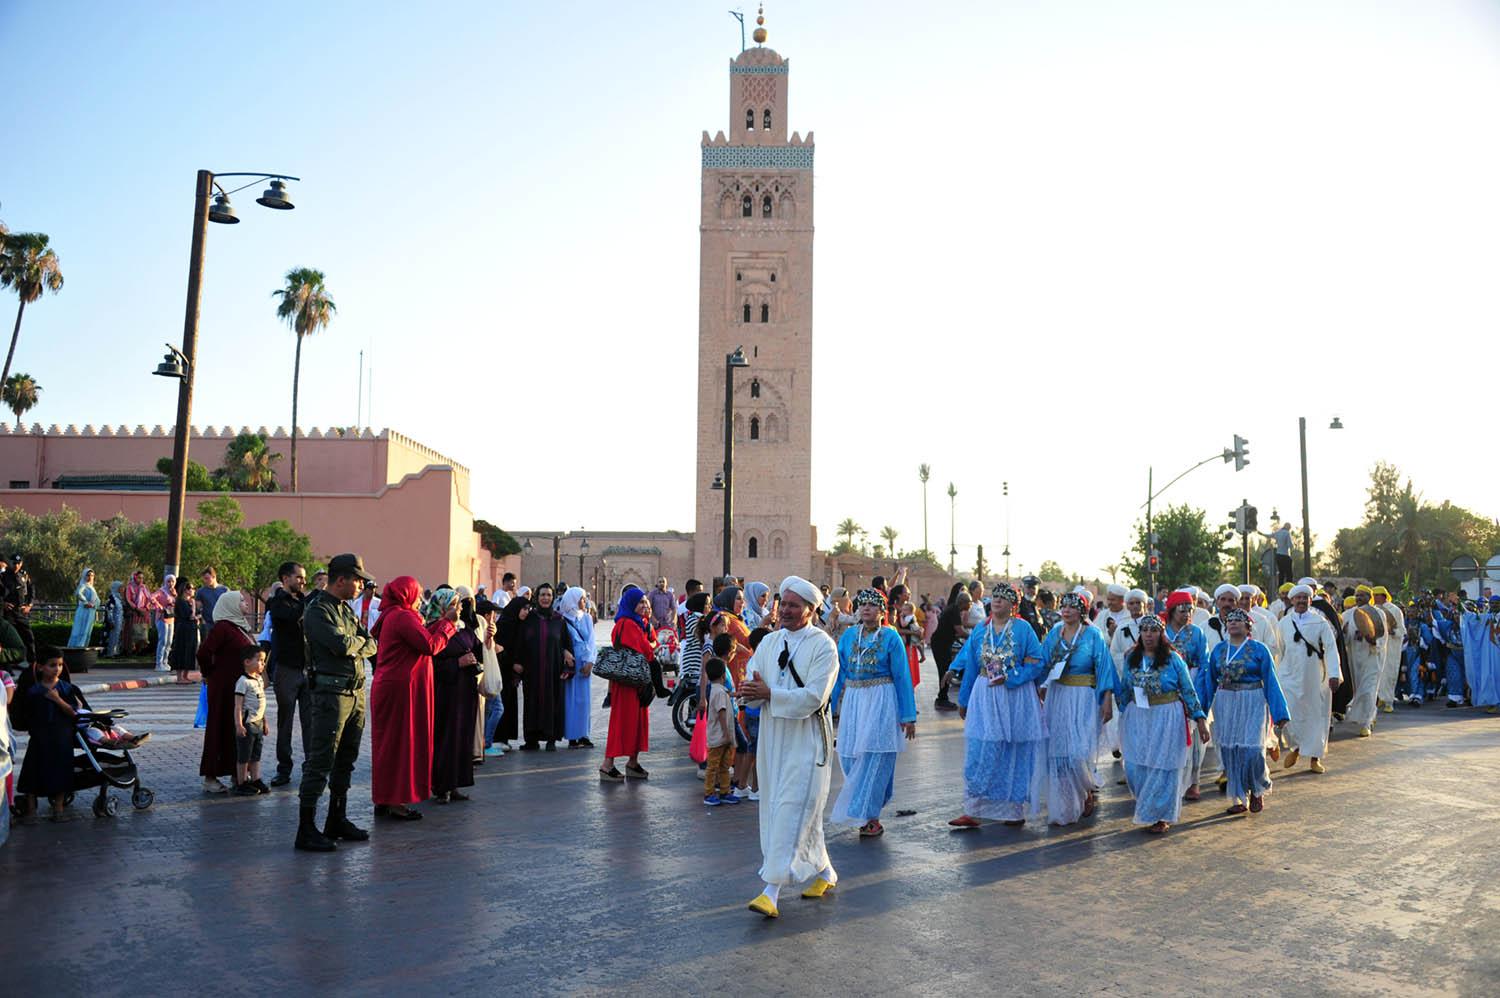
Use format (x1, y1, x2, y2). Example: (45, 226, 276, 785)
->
(693, 25, 815, 587)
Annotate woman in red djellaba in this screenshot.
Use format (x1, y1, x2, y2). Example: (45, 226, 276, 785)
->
(599, 585, 658, 782)
(195, 590, 254, 794)
(369, 576, 457, 821)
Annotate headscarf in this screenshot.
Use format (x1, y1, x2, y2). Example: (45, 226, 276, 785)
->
(1059, 592, 1087, 613)
(212, 590, 251, 633)
(109, 580, 124, 601)
(616, 585, 648, 633)
(384, 576, 421, 611)
(77, 567, 95, 590)
(157, 573, 176, 606)
(1224, 608, 1251, 626)
(712, 586, 743, 616)
(558, 586, 588, 620)
(991, 582, 1019, 606)
(1137, 615, 1164, 633)
(853, 588, 887, 610)
(743, 581, 771, 627)
(425, 586, 459, 624)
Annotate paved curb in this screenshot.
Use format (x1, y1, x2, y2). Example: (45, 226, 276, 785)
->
(78, 674, 180, 694)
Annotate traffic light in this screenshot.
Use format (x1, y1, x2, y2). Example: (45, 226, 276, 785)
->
(1245, 505, 1258, 532)
(1232, 434, 1250, 472)
(1231, 507, 1246, 533)
(1148, 551, 1160, 573)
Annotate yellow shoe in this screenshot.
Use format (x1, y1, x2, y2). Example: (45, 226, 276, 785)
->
(1486, 706, 1497, 714)
(801, 877, 836, 899)
(1380, 702, 1394, 714)
(1357, 726, 1371, 738)
(1309, 759, 1326, 774)
(1283, 749, 1300, 769)
(747, 893, 779, 918)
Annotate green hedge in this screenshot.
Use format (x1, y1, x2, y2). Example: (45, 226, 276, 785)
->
(29, 622, 110, 649)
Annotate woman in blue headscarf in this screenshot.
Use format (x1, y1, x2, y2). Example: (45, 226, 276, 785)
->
(600, 585, 656, 781)
(743, 581, 771, 629)
(68, 568, 99, 647)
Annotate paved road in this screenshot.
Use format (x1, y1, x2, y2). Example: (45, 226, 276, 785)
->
(3, 689, 1497, 997)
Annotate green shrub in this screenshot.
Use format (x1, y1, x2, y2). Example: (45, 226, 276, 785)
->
(30, 622, 109, 649)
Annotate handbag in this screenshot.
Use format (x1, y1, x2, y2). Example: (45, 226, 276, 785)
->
(481, 644, 503, 698)
(689, 706, 708, 764)
(593, 643, 652, 688)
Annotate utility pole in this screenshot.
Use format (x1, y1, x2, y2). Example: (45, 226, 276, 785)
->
(947, 482, 957, 575)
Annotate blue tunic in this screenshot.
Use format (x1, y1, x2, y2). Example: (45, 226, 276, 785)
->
(952, 618, 1047, 821)
(1205, 638, 1289, 802)
(1203, 638, 1290, 723)
(68, 583, 99, 648)
(1165, 621, 1211, 707)
(954, 617, 1046, 707)
(562, 612, 596, 740)
(1461, 611, 1500, 708)
(1112, 650, 1205, 825)
(1038, 621, 1116, 704)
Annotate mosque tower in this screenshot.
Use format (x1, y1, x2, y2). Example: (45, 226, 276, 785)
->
(694, 8, 815, 585)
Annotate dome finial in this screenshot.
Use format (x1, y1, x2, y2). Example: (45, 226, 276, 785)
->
(753, 4, 767, 45)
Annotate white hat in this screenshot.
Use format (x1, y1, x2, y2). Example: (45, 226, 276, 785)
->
(1237, 584, 1256, 596)
(1127, 588, 1148, 601)
(1105, 583, 1128, 598)
(1297, 577, 1318, 588)
(1289, 584, 1313, 599)
(1213, 584, 1240, 600)
(779, 575, 823, 609)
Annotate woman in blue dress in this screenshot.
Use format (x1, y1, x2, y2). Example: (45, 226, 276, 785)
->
(558, 587, 597, 748)
(67, 568, 99, 647)
(1114, 616, 1210, 834)
(948, 583, 1046, 829)
(1038, 592, 1115, 825)
(1204, 608, 1290, 815)
(831, 588, 917, 837)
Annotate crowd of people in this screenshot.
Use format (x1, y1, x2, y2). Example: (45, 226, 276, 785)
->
(3, 551, 1498, 908)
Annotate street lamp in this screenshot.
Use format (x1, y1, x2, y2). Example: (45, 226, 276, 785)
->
(576, 536, 590, 586)
(1298, 415, 1344, 578)
(719, 345, 749, 581)
(157, 169, 299, 579)
(947, 482, 957, 575)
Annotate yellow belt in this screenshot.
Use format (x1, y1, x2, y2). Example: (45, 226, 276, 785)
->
(1055, 674, 1095, 688)
(1147, 692, 1181, 706)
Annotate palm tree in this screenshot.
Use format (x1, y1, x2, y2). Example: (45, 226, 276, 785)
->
(918, 463, 931, 552)
(272, 267, 337, 492)
(836, 517, 862, 548)
(0, 232, 65, 390)
(3, 372, 41, 429)
(880, 525, 899, 557)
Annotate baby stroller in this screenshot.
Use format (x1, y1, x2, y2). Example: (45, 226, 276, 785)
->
(72, 707, 155, 817)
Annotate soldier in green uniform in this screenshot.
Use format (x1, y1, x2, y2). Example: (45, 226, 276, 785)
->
(296, 553, 379, 852)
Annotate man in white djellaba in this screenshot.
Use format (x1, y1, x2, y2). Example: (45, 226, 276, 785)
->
(739, 576, 840, 919)
(1276, 584, 1343, 774)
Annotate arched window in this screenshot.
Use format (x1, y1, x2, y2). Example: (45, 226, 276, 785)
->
(748, 536, 759, 559)
(770, 272, 776, 282)
(745, 108, 755, 130)
(764, 108, 772, 130)
(762, 194, 773, 218)
(743, 302, 751, 323)
(750, 378, 760, 399)
(749, 416, 760, 440)
(741, 194, 753, 217)
(772, 536, 785, 559)
(760, 303, 770, 323)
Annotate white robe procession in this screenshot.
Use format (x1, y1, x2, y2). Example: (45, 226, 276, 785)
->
(1277, 610, 1343, 758)
(1375, 601, 1405, 706)
(747, 624, 840, 887)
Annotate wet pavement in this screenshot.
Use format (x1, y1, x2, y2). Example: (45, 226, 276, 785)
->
(3, 689, 1497, 997)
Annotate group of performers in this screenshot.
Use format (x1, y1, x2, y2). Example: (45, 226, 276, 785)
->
(742, 574, 1500, 918)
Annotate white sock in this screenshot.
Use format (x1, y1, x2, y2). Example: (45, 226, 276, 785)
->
(761, 883, 780, 904)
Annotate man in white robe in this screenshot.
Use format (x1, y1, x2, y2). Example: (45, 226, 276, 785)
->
(741, 576, 840, 919)
(1371, 586, 1404, 715)
(1276, 585, 1342, 773)
(1340, 586, 1386, 737)
(1095, 584, 1132, 641)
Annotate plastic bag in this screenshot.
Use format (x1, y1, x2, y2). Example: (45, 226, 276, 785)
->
(481, 643, 503, 698)
(193, 683, 208, 728)
(688, 707, 708, 764)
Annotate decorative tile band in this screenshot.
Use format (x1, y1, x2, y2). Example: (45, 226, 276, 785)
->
(731, 64, 788, 75)
(702, 146, 814, 170)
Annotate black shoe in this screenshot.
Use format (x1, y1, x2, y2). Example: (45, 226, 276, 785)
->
(323, 795, 370, 842)
(378, 804, 423, 821)
(545, 741, 556, 752)
(295, 807, 337, 852)
(519, 742, 540, 751)
(234, 783, 259, 796)
(270, 773, 291, 787)
(252, 779, 271, 794)
(934, 699, 958, 713)
(1447, 700, 1459, 709)
(578, 737, 594, 748)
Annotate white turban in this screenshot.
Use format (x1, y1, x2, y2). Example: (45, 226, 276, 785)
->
(779, 575, 822, 609)
(1127, 588, 1147, 602)
(1289, 584, 1313, 599)
(1297, 577, 1318, 588)
(1213, 584, 1240, 600)
(1106, 583, 1128, 598)
(1239, 584, 1261, 596)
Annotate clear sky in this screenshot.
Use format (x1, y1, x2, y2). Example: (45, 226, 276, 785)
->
(4, 1, 1498, 579)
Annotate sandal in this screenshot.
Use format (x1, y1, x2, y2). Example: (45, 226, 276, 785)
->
(1082, 794, 1097, 818)
(598, 767, 624, 782)
(947, 815, 980, 828)
(1226, 803, 1248, 815)
(859, 820, 884, 838)
(1001, 819, 1025, 827)
(1146, 821, 1169, 834)
(1249, 795, 1264, 813)
(1183, 787, 1201, 802)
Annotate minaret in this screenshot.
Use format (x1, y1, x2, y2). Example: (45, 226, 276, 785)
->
(694, 8, 815, 585)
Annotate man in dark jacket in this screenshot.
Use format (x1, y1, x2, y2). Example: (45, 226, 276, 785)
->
(296, 554, 378, 852)
(266, 562, 309, 788)
(2, 554, 36, 663)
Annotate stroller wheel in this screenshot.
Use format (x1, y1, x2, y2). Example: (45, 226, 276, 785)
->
(93, 795, 118, 818)
(131, 786, 155, 810)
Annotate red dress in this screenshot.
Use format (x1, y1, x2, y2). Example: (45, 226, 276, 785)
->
(369, 603, 456, 806)
(605, 617, 654, 758)
(196, 621, 253, 779)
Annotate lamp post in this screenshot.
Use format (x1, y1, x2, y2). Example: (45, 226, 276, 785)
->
(1298, 415, 1344, 578)
(1002, 480, 1011, 578)
(715, 346, 749, 582)
(154, 169, 299, 579)
(576, 537, 590, 587)
(947, 482, 957, 575)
